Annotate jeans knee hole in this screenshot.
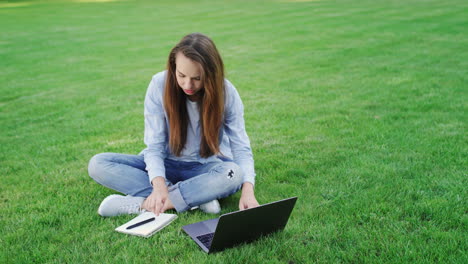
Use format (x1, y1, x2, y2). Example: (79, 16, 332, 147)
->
(226, 169, 235, 180)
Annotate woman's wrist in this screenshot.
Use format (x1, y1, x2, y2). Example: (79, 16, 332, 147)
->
(151, 176, 166, 189)
(241, 182, 255, 195)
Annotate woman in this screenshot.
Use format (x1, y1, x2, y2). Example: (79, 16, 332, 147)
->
(88, 33, 259, 217)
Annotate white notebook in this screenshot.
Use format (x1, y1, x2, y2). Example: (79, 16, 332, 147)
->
(115, 212, 177, 238)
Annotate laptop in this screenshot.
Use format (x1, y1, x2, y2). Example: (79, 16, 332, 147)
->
(182, 197, 297, 253)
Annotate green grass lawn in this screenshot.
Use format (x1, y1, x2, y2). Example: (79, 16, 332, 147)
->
(1, 0, 467, 263)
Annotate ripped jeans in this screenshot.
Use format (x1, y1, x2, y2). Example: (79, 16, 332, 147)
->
(88, 153, 243, 212)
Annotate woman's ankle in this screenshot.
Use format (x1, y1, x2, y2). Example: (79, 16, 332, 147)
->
(162, 199, 174, 211)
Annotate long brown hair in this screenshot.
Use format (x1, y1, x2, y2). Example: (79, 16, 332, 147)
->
(164, 33, 225, 158)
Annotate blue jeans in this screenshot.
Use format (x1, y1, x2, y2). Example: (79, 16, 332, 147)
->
(88, 153, 243, 212)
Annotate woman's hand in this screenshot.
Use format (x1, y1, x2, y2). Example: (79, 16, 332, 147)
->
(143, 177, 170, 216)
(239, 182, 259, 210)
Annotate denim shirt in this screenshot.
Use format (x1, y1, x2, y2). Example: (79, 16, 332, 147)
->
(142, 71, 256, 186)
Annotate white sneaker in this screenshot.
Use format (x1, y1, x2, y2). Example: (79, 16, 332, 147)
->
(97, 194, 145, 217)
(199, 200, 221, 214)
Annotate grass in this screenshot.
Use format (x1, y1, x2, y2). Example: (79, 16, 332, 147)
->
(1, 0, 467, 263)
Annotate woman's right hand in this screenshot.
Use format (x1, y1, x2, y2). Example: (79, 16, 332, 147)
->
(144, 177, 169, 216)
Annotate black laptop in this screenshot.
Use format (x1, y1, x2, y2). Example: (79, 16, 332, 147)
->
(182, 197, 297, 253)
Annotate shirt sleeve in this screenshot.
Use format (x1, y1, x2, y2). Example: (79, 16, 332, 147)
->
(223, 80, 256, 186)
(143, 73, 168, 184)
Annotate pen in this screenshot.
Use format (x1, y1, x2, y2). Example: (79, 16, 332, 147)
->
(126, 217, 156, 230)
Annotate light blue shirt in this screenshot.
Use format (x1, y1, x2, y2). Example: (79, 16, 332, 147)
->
(142, 71, 256, 185)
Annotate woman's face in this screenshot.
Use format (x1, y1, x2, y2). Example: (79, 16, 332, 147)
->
(175, 52, 203, 100)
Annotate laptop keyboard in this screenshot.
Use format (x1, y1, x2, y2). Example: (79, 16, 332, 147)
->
(197, 233, 215, 248)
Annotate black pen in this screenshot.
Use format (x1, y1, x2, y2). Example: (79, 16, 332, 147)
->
(126, 217, 156, 230)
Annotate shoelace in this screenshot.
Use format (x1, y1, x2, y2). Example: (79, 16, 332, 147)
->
(118, 203, 141, 215)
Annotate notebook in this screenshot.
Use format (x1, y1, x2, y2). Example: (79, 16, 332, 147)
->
(182, 197, 297, 253)
(115, 212, 177, 238)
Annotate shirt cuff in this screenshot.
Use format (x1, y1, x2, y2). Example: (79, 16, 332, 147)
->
(242, 173, 255, 186)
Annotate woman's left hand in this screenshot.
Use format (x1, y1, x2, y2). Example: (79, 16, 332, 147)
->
(239, 182, 259, 210)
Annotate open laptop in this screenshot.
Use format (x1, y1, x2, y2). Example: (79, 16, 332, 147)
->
(182, 197, 297, 253)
